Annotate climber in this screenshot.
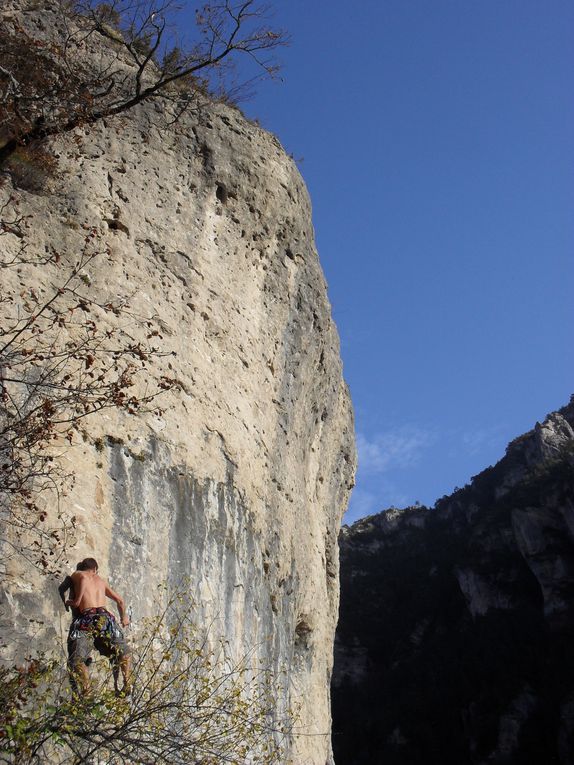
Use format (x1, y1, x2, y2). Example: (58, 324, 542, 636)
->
(64, 557, 131, 697)
(59, 560, 96, 680)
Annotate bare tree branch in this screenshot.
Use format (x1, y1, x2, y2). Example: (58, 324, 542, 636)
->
(0, 0, 287, 167)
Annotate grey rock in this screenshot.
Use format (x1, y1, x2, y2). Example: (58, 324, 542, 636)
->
(0, 11, 356, 761)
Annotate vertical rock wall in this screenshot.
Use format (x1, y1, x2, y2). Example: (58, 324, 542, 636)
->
(0, 59, 355, 762)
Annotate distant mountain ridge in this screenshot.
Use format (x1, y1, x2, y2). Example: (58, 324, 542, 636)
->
(332, 397, 574, 764)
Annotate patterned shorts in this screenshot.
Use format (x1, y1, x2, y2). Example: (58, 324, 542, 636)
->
(68, 608, 128, 666)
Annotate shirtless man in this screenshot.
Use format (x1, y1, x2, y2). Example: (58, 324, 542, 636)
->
(65, 557, 131, 696)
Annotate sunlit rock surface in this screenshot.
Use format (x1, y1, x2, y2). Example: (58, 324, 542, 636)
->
(333, 398, 574, 765)
(0, 6, 355, 762)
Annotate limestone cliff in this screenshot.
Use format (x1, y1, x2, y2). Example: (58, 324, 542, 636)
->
(0, 6, 355, 763)
(333, 399, 574, 765)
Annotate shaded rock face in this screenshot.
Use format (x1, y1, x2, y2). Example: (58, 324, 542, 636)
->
(332, 399, 574, 765)
(0, 7, 355, 762)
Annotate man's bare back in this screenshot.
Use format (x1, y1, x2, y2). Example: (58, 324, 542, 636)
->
(67, 570, 129, 627)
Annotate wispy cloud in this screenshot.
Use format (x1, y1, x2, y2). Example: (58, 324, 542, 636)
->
(356, 426, 436, 476)
(346, 488, 379, 520)
(460, 425, 506, 457)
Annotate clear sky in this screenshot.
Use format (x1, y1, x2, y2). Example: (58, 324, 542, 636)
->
(184, 1, 573, 523)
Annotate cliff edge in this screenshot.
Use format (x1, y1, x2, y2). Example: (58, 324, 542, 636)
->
(0, 5, 355, 763)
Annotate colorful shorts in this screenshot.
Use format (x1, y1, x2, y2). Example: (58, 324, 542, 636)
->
(68, 608, 128, 666)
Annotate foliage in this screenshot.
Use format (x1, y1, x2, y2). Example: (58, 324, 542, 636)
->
(0, 591, 293, 763)
(1, 143, 59, 193)
(0, 0, 287, 167)
(0, 191, 178, 574)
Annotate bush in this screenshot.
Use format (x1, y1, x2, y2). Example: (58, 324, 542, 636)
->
(3, 143, 59, 193)
(0, 590, 293, 764)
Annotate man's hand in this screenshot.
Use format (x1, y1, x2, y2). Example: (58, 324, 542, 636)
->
(121, 615, 130, 628)
(66, 598, 78, 609)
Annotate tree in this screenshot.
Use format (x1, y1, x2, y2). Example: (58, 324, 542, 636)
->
(0, 0, 287, 168)
(0, 589, 294, 763)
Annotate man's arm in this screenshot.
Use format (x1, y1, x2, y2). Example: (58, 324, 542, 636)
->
(58, 575, 73, 611)
(105, 584, 129, 627)
(66, 571, 86, 609)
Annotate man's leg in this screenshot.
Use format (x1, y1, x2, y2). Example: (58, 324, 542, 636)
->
(68, 633, 92, 696)
(104, 622, 132, 696)
(110, 646, 131, 696)
(67, 635, 78, 695)
(98, 630, 131, 696)
(111, 659, 120, 695)
(70, 660, 91, 696)
(118, 651, 132, 696)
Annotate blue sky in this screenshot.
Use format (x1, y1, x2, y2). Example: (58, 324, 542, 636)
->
(184, 1, 573, 522)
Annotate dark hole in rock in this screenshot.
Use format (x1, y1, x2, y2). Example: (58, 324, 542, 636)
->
(295, 619, 312, 650)
(106, 219, 130, 236)
(216, 183, 228, 204)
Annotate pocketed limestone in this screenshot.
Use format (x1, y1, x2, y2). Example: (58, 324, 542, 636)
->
(0, 86, 355, 763)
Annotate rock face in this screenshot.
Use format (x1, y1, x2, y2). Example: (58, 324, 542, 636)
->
(332, 399, 574, 765)
(0, 6, 355, 763)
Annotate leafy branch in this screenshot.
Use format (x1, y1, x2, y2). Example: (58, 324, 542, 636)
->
(0, 590, 294, 764)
